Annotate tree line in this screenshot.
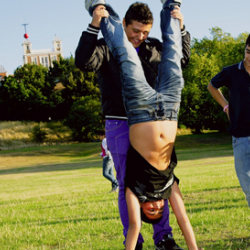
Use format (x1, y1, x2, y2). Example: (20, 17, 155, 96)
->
(0, 28, 248, 141)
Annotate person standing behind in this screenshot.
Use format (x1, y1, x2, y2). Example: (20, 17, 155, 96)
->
(76, 2, 190, 249)
(208, 34, 250, 208)
(99, 130, 119, 192)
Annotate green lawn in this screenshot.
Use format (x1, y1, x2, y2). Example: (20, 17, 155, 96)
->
(0, 132, 249, 249)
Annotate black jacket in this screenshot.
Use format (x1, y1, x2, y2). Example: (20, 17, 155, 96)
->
(75, 29, 190, 117)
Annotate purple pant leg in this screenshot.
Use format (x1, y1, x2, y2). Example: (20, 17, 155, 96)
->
(106, 120, 172, 245)
(105, 119, 144, 244)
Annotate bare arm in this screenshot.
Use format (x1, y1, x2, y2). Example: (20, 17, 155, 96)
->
(207, 82, 229, 121)
(125, 188, 141, 250)
(169, 182, 199, 250)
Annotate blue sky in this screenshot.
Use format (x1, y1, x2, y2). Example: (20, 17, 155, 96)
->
(1, 0, 249, 75)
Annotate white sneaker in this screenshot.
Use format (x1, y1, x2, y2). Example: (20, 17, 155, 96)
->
(85, 0, 106, 12)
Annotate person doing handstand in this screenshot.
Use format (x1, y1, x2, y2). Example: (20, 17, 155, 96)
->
(86, 0, 201, 249)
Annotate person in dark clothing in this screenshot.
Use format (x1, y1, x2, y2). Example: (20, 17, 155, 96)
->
(208, 34, 250, 208)
(76, 1, 190, 249)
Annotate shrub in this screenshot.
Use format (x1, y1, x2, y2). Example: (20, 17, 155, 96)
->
(65, 96, 103, 142)
(30, 124, 48, 143)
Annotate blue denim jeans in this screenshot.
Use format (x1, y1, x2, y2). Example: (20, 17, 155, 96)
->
(105, 120, 172, 245)
(101, 1, 184, 126)
(102, 156, 117, 186)
(232, 136, 250, 207)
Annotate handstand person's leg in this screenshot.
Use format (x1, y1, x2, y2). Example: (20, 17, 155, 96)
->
(153, 1, 184, 247)
(156, 0, 184, 121)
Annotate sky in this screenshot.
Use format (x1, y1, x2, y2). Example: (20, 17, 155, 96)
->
(1, 0, 249, 75)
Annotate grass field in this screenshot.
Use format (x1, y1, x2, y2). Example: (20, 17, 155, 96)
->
(0, 132, 249, 250)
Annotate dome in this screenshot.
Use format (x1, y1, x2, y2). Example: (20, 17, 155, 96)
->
(0, 65, 6, 73)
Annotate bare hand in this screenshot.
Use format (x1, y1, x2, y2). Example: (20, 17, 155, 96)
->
(171, 5, 184, 30)
(91, 5, 109, 28)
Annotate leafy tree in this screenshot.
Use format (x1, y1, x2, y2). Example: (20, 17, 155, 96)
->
(0, 75, 27, 120)
(0, 63, 63, 120)
(191, 28, 247, 69)
(180, 53, 224, 132)
(48, 56, 100, 119)
(179, 28, 248, 132)
(1, 28, 248, 134)
(65, 96, 103, 142)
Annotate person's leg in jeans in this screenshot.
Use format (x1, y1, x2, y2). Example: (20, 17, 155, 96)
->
(156, 0, 183, 120)
(233, 136, 250, 207)
(108, 157, 119, 190)
(153, 1, 184, 246)
(105, 120, 144, 245)
(102, 157, 117, 184)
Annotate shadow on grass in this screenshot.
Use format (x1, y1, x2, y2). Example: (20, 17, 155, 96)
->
(175, 131, 232, 149)
(0, 142, 101, 158)
(187, 200, 248, 213)
(0, 194, 115, 207)
(0, 213, 121, 227)
(40, 215, 121, 225)
(0, 160, 102, 175)
(0, 132, 232, 157)
(200, 236, 250, 250)
(177, 148, 233, 162)
(0, 132, 234, 175)
(182, 186, 241, 195)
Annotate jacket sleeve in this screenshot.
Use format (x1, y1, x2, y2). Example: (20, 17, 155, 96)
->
(180, 26, 191, 68)
(75, 26, 106, 72)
